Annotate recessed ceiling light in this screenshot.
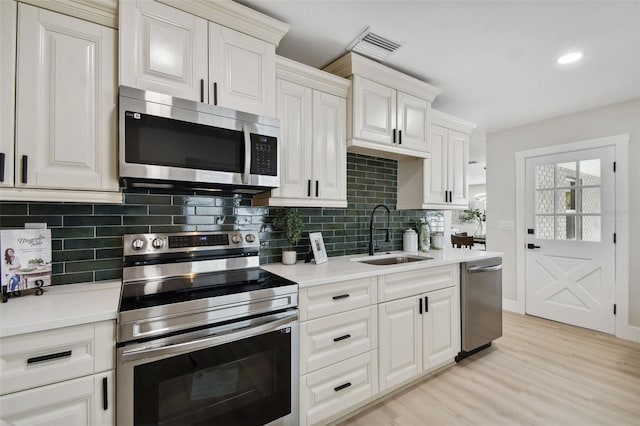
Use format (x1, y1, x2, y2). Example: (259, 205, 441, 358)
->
(557, 51, 583, 65)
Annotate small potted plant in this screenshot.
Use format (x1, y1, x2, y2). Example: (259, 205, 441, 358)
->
(273, 208, 304, 265)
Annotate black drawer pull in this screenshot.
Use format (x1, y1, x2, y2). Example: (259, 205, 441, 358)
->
(200, 78, 204, 102)
(213, 82, 218, 105)
(21, 155, 28, 184)
(399, 129, 402, 144)
(0, 152, 5, 182)
(27, 350, 72, 364)
(334, 382, 352, 392)
(315, 180, 319, 197)
(393, 128, 397, 143)
(425, 296, 429, 313)
(102, 376, 108, 410)
(333, 334, 351, 342)
(419, 297, 423, 314)
(307, 179, 311, 197)
(332, 294, 350, 300)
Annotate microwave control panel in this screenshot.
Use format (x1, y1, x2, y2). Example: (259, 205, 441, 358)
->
(250, 134, 278, 176)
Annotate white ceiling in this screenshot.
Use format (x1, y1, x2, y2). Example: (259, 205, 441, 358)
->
(238, 0, 640, 183)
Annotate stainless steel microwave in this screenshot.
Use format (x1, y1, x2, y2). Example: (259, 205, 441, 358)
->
(118, 86, 280, 194)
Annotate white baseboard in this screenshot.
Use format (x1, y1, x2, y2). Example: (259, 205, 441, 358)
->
(616, 323, 640, 343)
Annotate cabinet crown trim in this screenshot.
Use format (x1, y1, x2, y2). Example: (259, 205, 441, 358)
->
(276, 56, 350, 98)
(431, 109, 477, 133)
(18, 0, 118, 28)
(155, 0, 289, 46)
(324, 52, 441, 102)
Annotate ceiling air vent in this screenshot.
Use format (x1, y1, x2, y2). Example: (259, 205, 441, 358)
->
(347, 27, 405, 62)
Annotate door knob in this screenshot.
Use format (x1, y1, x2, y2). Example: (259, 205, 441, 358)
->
(527, 243, 541, 249)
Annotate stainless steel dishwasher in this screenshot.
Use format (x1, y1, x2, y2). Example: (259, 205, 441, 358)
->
(456, 257, 503, 361)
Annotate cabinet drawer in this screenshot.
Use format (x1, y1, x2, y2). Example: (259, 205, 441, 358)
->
(378, 265, 456, 302)
(301, 306, 377, 374)
(300, 277, 376, 321)
(0, 321, 114, 395)
(300, 350, 378, 426)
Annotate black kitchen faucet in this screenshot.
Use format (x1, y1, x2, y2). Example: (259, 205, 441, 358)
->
(368, 204, 391, 255)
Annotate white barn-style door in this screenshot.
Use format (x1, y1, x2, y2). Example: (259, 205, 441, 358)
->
(524, 146, 616, 333)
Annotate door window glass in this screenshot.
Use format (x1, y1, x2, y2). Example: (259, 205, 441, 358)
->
(534, 159, 601, 241)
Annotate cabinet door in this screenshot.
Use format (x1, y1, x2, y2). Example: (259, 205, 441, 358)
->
(312, 90, 346, 202)
(423, 287, 459, 371)
(0, 371, 114, 426)
(209, 22, 276, 116)
(378, 296, 422, 391)
(0, 0, 16, 187)
(120, 0, 208, 101)
(15, 4, 117, 190)
(272, 79, 312, 199)
(448, 129, 469, 206)
(352, 76, 396, 145)
(397, 91, 428, 152)
(423, 124, 448, 205)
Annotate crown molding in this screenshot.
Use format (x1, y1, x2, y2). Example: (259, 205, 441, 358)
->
(155, 0, 289, 46)
(431, 108, 477, 133)
(276, 56, 350, 98)
(324, 52, 442, 102)
(18, 0, 118, 28)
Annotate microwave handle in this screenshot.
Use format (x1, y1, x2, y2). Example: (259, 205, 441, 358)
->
(242, 124, 251, 185)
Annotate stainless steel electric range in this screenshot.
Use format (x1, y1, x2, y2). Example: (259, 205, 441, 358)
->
(116, 231, 299, 426)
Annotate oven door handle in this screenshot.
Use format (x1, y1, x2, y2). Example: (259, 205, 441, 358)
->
(120, 311, 297, 362)
(242, 124, 251, 185)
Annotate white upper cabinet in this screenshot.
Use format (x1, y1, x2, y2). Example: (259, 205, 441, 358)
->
(325, 52, 440, 159)
(120, 0, 279, 116)
(254, 56, 349, 208)
(0, 0, 16, 188)
(15, 3, 118, 192)
(352, 77, 428, 154)
(209, 22, 275, 116)
(397, 91, 429, 152)
(352, 76, 396, 145)
(312, 90, 346, 202)
(120, 0, 208, 101)
(397, 109, 476, 210)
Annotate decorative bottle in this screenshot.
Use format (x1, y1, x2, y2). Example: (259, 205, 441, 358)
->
(418, 218, 431, 252)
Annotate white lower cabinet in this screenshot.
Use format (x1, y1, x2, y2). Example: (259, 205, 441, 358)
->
(379, 286, 459, 392)
(0, 371, 114, 426)
(0, 320, 115, 425)
(297, 266, 460, 425)
(300, 351, 378, 426)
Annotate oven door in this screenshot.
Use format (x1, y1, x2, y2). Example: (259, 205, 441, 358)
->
(117, 310, 298, 426)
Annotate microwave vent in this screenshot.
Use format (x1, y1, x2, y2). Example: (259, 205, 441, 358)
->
(347, 27, 405, 62)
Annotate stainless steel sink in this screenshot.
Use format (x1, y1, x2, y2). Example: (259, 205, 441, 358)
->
(355, 255, 434, 265)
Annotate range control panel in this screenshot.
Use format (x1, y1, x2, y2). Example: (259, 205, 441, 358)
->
(123, 231, 259, 256)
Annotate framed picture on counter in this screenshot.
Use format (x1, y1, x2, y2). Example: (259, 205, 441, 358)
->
(309, 232, 328, 264)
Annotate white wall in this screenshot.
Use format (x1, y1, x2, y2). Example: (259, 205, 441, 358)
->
(486, 98, 640, 329)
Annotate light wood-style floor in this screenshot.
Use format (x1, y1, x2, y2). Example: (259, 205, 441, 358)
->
(338, 312, 640, 425)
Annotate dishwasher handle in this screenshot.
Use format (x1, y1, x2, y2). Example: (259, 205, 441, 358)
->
(468, 264, 502, 273)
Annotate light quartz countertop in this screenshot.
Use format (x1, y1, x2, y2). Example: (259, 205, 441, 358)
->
(262, 248, 503, 288)
(0, 280, 121, 338)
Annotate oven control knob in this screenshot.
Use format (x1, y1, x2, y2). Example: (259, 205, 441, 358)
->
(152, 238, 165, 249)
(231, 234, 242, 244)
(132, 238, 145, 250)
(245, 234, 256, 243)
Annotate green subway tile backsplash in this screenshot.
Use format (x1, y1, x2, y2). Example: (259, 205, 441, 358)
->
(0, 153, 443, 285)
